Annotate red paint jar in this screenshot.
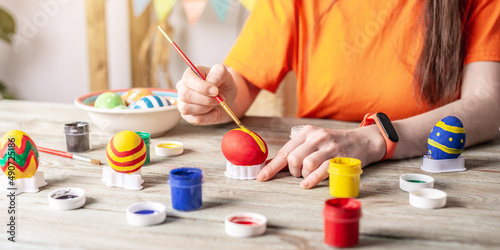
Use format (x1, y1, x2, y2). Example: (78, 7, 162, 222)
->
(323, 198, 361, 248)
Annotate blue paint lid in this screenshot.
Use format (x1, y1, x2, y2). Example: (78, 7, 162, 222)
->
(169, 167, 203, 187)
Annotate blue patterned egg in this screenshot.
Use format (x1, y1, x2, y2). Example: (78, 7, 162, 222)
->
(427, 116, 466, 159)
(132, 96, 171, 109)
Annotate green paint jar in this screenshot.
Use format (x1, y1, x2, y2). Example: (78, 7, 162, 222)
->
(135, 132, 151, 165)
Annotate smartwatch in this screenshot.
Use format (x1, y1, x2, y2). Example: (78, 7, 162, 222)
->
(360, 112, 399, 160)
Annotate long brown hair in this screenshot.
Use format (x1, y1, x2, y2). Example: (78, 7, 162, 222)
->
(414, 0, 468, 107)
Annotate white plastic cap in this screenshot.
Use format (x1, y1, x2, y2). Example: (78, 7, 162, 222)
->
(421, 155, 466, 173)
(48, 188, 86, 210)
(155, 141, 184, 156)
(225, 212, 267, 237)
(409, 188, 447, 209)
(290, 125, 306, 139)
(126, 202, 167, 226)
(399, 174, 434, 192)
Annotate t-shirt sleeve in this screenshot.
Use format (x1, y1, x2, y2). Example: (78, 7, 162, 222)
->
(463, 0, 500, 64)
(223, 0, 295, 93)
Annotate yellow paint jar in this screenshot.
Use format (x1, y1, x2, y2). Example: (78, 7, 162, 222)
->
(328, 158, 363, 198)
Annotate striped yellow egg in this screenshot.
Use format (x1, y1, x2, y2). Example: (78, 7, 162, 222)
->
(427, 116, 466, 159)
(0, 130, 39, 180)
(106, 131, 146, 174)
(120, 88, 153, 106)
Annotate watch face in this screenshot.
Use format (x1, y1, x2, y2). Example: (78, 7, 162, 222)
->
(376, 113, 399, 142)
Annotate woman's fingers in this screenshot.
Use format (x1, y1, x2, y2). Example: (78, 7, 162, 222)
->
(300, 160, 330, 189)
(180, 109, 220, 125)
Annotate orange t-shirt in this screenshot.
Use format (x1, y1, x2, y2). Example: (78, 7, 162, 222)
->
(224, 0, 500, 121)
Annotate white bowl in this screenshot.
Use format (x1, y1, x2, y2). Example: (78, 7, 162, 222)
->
(75, 88, 181, 137)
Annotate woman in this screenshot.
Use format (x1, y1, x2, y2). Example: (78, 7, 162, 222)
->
(175, 0, 500, 188)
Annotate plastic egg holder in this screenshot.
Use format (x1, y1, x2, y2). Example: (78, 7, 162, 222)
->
(74, 88, 181, 137)
(221, 128, 268, 180)
(0, 130, 47, 194)
(102, 131, 146, 190)
(421, 116, 466, 173)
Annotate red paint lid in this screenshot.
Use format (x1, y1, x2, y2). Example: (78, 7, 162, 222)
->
(323, 198, 361, 220)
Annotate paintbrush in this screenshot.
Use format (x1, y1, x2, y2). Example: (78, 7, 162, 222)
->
(38, 147, 101, 165)
(157, 25, 246, 130)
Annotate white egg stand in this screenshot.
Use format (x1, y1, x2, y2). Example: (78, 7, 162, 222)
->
(421, 155, 465, 173)
(101, 167, 144, 190)
(225, 161, 265, 180)
(0, 171, 47, 194)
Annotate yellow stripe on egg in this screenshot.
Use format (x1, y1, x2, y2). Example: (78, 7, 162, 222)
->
(436, 121, 466, 134)
(428, 138, 463, 154)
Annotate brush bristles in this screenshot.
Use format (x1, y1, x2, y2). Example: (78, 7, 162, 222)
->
(91, 159, 101, 165)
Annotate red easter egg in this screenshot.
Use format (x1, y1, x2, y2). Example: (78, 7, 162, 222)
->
(221, 128, 268, 166)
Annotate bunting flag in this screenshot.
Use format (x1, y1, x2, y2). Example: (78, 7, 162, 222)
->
(132, 0, 152, 16)
(238, 0, 257, 11)
(181, 0, 208, 25)
(150, 0, 254, 23)
(153, 0, 177, 21)
(210, 0, 230, 22)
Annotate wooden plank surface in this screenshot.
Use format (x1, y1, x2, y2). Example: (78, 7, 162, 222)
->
(0, 100, 499, 249)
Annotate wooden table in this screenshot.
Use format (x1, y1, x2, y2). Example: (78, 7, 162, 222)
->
(1, 100, 499, 249)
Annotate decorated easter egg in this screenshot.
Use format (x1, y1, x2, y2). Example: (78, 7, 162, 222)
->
(106, 130, 146, 174)
(0, 130, 39, 180)
(132, 95, 171, 109)
(165, 97, 177, 105)
(121, 88, 153, 106)
(427, 116, 466, 159)
(94, 92, 125, 109)
(113, 104, 128, 109)
(221, 128, 268, 166)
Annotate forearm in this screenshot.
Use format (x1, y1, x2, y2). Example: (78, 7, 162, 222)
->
(392, 62, 500, 160)
(226, 66, 261, 119)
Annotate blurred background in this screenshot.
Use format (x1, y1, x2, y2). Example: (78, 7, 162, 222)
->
(0, 0, 296, 117)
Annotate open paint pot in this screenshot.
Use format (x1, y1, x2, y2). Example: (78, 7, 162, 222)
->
(168, 167, 203, 211)
(126, 202, 167, 226)
(399, 174, 434, 192)
(323, 198, 362, 248)
(155, 141, 184, 156)
(48, 188, 86, 210)
(225, 212, 267, 237)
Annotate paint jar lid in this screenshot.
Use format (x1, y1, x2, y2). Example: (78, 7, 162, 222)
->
(135, 131, 151, 145)
(169, 167, 203, 187)
(126, 202, 167, 226)
(290, 125, 306, 138)
(421, 155, 466, 173)
(225, 161, 265, 180)
(155, 141, 184, 156)
(323, 198, 362, 220)
(64, 121, 89, 135)
(399, 174, 434, 192)
(328, 158, 363, 176)
(409, 188, 447, 209)
(225, 212, 267, 238)
(48, 188, 86, 210)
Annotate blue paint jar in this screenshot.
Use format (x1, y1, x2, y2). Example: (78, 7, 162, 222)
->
(169, 168, 203, 211)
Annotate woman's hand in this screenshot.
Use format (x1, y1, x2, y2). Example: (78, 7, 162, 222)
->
(256, 125, 386, 189)
(176, 64, 238, 125)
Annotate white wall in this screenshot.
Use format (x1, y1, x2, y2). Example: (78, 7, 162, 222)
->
(0, 0, 89, 103)
(0, 0, 248, 103)
(166, 1, 248, 85)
